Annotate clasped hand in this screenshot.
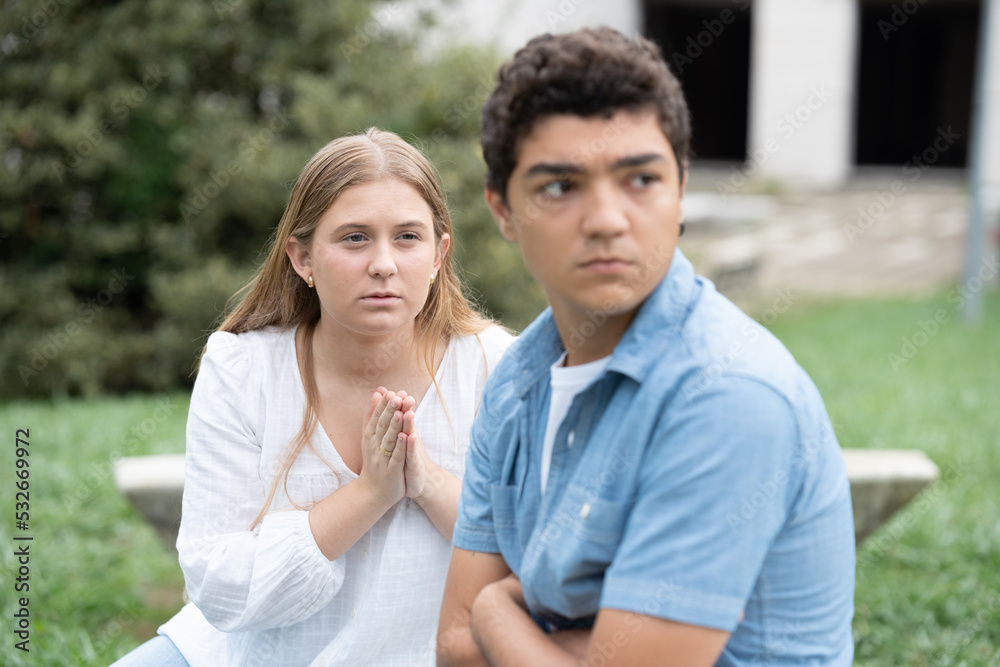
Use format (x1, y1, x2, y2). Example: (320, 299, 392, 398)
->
(359, 387, 444, 507)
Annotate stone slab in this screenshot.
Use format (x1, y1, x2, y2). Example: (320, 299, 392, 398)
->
(114, 448, 940, 551)
(113, 454, 185, 550)
(841, 448, 940, 545)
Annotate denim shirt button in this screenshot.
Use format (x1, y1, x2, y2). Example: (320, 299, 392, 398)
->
(567, 430, 575, 448)
(580, 502, 591, 519)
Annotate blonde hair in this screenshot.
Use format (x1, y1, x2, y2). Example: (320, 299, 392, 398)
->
(216, 128, 493, 529)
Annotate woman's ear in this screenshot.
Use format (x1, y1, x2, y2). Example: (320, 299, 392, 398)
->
(285, 236, 311, 282)
(485, 189, 519, 243)
(433, 233, 451, 274)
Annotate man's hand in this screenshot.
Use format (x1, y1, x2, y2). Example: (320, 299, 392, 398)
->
(468, 574, 584, 667)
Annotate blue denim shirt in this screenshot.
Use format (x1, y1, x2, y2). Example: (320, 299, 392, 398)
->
(453, 249, 855, 665)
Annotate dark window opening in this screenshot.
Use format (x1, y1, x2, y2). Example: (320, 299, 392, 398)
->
(644, 0, 752, 161)
(855, 0, 980, 167)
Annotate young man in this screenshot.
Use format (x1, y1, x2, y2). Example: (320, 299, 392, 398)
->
(438, 27, 854, 666)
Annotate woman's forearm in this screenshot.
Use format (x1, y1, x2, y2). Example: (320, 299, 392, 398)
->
(412, 465, 461, 540)
(308, 478, 397, 560)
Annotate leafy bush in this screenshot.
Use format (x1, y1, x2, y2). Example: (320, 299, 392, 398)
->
(0, 0, 545, 398)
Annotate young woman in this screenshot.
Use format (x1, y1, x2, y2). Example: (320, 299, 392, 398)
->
(113, 128, 512, 666)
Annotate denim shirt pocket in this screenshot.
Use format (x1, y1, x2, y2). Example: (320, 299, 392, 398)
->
(487, 483, 524, 574)
(523, 483, 630, 622)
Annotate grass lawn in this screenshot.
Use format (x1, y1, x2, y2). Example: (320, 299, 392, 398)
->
(1, 289, 998, 665)
(0, 393, 189, 665)
(768, 288, 1000, 666)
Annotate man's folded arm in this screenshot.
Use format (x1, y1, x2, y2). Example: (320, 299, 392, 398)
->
(452, 590, 730, 667)
(580, 608, 730, 667)
(437, 547, 511, 667)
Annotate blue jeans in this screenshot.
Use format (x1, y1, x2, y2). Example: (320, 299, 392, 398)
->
(110, 635, 188, 667)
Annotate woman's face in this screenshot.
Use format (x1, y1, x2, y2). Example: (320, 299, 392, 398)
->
(288, 177, 449, 338)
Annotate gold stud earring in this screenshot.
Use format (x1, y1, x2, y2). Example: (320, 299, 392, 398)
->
(429, 274, 436, 286)
(307, 276, 314, 288)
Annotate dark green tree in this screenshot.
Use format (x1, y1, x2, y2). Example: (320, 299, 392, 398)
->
(0, 0, 544, 398)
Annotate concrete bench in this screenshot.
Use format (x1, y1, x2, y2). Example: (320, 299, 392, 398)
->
(678, 193, 776, 300)
(841, 449, 940, 543)
(113, 454, 185, 549)
(114, 449, 940, 550)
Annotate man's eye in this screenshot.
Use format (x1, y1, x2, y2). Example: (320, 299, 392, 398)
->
(629, 173, 660, 188)
(540, 180, 573, 198)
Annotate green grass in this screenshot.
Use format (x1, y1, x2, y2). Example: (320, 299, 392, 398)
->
(0, 393, 189, 666)
(767, 289, 1000, 666)
(1, 289, 998, 665)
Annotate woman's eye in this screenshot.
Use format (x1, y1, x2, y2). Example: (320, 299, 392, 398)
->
(345, 233, 366, 243)
(398, 232, 419, 241)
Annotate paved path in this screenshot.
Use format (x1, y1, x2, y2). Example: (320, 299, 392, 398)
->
(680, 174, 983, 306)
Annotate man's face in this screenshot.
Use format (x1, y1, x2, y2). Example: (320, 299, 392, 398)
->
(487, 109, 685, 329)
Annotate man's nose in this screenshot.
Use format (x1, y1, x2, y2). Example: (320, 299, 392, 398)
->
(581, 180, 629, 238)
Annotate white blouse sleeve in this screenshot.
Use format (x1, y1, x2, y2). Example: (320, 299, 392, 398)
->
(476, 326, 517, 395)
(176, 331, 344, 633)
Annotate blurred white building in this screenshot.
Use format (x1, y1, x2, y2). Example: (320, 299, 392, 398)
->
(438, 0, 1000, 206)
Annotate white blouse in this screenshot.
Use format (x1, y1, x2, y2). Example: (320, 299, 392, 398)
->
(158, 325, 513, 666)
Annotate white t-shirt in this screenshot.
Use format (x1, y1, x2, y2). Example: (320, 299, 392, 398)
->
(540, 352, 612, 494)
(158, 325, 513, 667)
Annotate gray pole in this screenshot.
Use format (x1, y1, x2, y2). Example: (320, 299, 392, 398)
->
(963, 0, 996, 324)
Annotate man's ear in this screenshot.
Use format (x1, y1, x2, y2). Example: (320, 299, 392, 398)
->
(677, 166, 689, 237)
(285, 236, 311, 281)
(485, 188, 519, 243)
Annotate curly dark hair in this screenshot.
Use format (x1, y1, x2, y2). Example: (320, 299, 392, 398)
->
(481, 26, 691, 199)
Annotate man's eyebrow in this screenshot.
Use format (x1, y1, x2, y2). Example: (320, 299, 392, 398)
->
(611, 153, 667, 169)
(523, 162, 584, 178)
(522, 153, 668, 179)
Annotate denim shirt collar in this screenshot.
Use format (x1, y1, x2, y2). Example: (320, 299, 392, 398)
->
(512, 248, 697, 396)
